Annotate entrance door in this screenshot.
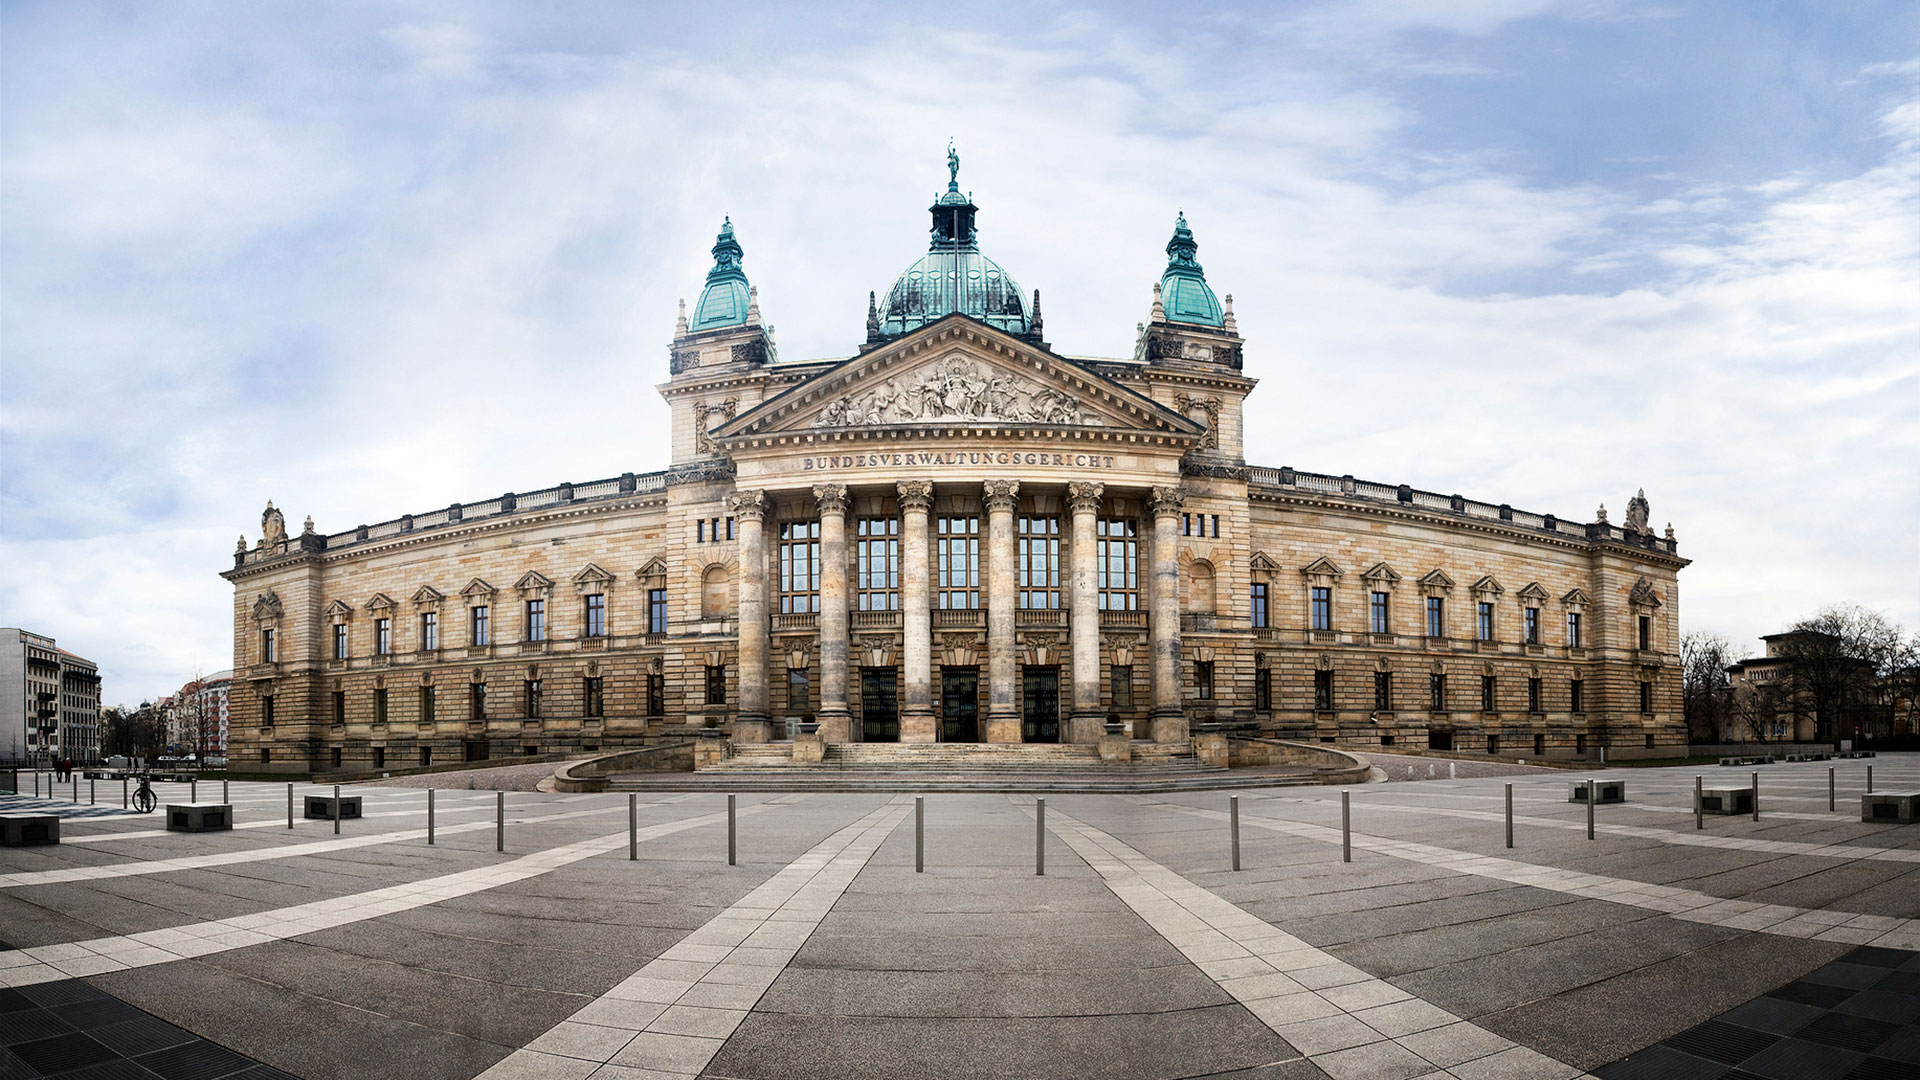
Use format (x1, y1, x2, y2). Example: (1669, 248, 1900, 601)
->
(940, 668, 979, 742)
(861, 669, 900, 742)
(1022, 667, 1060, 744)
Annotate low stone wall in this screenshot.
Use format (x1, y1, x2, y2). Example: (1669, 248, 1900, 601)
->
(1227, 738, 1371, 784)
(552, 741, 693, 792)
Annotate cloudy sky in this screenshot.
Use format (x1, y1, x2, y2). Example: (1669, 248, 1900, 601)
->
(3, 1, 1916, 704)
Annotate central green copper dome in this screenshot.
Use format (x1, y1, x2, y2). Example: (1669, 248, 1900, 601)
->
(875, 150, 1033, 340)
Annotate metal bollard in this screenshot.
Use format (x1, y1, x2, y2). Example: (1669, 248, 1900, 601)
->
(73, 776, 78, 802)
(1407, 765, 1413, 779)
(1036, 797, 1046, 876)
(1449, 762, 1456, 780)
(223, 780, 229, 803)
(1695, 776, 1703, 830)
(428, 790, 436, 845)
(1586, 780, 1595, 840)
(1428, 763, 1435, 779)
(916, 796, 925, 873)
(727, 794, 736, 866)
(90, 779, 95, 805)
(32, 771, 37, 798)
(334, 784, 342, 835)
(122, 776, 128, 809)
(629, 793, 638, 861)
(287, 783, 294, 829)
(496, 792, 505, 852)
(1867, 765, 1873, 793)
(1341, 791, 1352, 863)
(1829, 767, 1836, 812)
(1751, 771, 1759, 822)
(1505, 784, 1513, 848)
(192, 779, 197, 803)
(1230, 795, 1241, 872)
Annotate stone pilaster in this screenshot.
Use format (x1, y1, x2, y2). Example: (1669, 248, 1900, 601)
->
(983, 479, 1021, 742)
(814, 483, 852, 744)
(1067, 481, 1105, 744)
(729, 489, 772, 742)
(1147, 485, 1187, 743)
(898, 481, 936, 742)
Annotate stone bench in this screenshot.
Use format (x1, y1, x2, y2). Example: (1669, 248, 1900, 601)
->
(1569, 780, 1626, 804)
(305, 795, 362, 821)
(1698, 786, 1754, 815)
(1836, 750, 1877, 759)
(1861, 791, 1919, 825)
(1719, 756, 1772, 767)
(165, 803, 232, 832)
(0, 814, 60, 846)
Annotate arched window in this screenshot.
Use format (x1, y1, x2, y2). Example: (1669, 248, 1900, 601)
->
(702, 565, 733, 619)
(1190, 561, 1217, 615)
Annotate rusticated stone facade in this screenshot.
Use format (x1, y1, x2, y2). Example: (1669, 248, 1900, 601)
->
(221, 189, 1689, 775)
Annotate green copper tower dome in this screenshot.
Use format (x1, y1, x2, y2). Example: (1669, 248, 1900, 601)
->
(1157, 212, 1223, 327)
(691, 217, 752, 331)
(874, 146, 1035, 341)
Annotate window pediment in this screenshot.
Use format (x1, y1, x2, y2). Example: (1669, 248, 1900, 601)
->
(573, 563, 615, 592)
(1517, 582, 1550, 603)
(365, 592, 396, 612)
(251, 592, 284, 623)
(461, 578, 497, 602)
(1418, 569, 1454, 594)
(323, 599, 354, 621)
(411, 584, 444, 607)
(1629, 576, 1663, 608)
(1361, 562, 1401, 588)
(1300, 556, 1345, 581)
(515, 570, 554, 595)
(1471, 575, 1505, 598)
(1560, 587, 1591, 608)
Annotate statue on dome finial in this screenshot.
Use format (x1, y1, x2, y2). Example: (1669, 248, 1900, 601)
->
(947, 139, 959, 187)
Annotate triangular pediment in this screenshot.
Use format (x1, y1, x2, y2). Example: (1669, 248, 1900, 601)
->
(572, 562, 614, 587)
(1361, 561, 1401, 585)
(460, 577, 496, 600)
(1517, 581, 1550, 602)
(365, 591, 396, 611)
(1249, 551, 1279, 573)
(515, 570, 554, 593)
(1418, 569, 1455, 590)
(251, 591, 283, 622)
(1561, 587, 1591, 607)
(1471, 575, 1504, 596)
(1300, 556, 1346, 579)
(713, 316, 1204, 441)
(636, 557, 669, 579)
(411, 584, 444, 606)
(324, 599, 354, 619)
(1629, 577, 1663, 607)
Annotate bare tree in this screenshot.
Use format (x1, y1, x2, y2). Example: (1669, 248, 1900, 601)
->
(1778, 604, 1906, 743)
(1681, 631, 1735, 743)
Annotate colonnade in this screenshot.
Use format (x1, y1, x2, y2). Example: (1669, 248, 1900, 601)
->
(727, 481, 1190, 743)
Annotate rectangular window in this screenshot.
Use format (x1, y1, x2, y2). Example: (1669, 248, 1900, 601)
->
(421, 611, 438, 651)
(1429, 673, 1446, 711)
(1481, 675, 1495, 711)
(1250, 583, 1269, 628)
(1638, 615, 1651, 651)
(647, 672, 665, 717)
(1182, 513, 1192, 536)
(585, 594, 606, 637)
(1311, 587, 1332, 631)
(938, 515, 981, 609)
(696, 519, 705, 543)
(705, 665, 726, 705)
(471, 605, 490, 646)
(1426, 597, 1444, 638)
(376, 617, 392, 655)
(1255, 669, 1272, 712)
(1314, 669, 1333, 710)
(1571, 679, 1585, 713)
(1017, 515, 1061, 609)
(1566, 611, 1581, 648)
(1110, 665, 1133, 711)
(331, 747, 342, 768)
(333, 623, 348, 659)
(1374, 671, 1392, 711)
(526, 680, 542, 719)
(584, 676, 604, 718)
(332, 690, 346, 724)
(1640, 681, 1652, 713)
(1477, 602, 1493, 641)
(261, 695, 275, 727)
(1211, 514, 1220, 537)
(375, 687, 388, 724)
(781, 521, 822, 613)
(726, 517, 734, 540)
(1528, 677, 1542, 713)
(1524, 607, 1539, 644)
(648, 588, 667, 634)
(471, 683, 486, 721)
(420, 746, 432, 767)
(1096, 518, 1138, 610)
(788, 668, 810, 713)
(526, 599, 546, 642)
(1195, 660, 1214, 700)
(857, 517, 901, 610)
(373, 747, 385, 769)
(1370, 592, 1390, 634)
(421, 685, 436, 723)
(261, 627, 276, 663)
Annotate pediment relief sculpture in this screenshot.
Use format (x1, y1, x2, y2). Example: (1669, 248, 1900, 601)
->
(812, 355, 1086, 428)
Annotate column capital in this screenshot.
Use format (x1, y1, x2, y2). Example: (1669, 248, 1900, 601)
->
(983, 479, 1020, 513)
(728, 489, 771, 521)
(811, 483, 850, 516)
(1066, 481, 1105, 514)
(1149, 485, 1186, 518)
(896, 480, 934, 513)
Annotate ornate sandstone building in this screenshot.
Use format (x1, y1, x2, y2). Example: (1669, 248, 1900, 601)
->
(223, 156, 1689, 773)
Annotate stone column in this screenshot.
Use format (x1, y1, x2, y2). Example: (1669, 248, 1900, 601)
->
(898, 481, 936, 742)
(729, 490, 772, 742)
(1147, 485, 1187, 743)
(983, 479, 1021, 742)
(1066, 481, 1105, 744)
(814, 483, 852, 744)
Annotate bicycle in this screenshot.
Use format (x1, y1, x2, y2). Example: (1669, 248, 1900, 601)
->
(132, 773, 157, 814)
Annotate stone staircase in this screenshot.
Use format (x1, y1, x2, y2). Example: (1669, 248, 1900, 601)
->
(606, 740, 1319, 793)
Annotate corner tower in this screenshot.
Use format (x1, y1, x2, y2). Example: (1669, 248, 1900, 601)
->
(664, 218, 776, 467)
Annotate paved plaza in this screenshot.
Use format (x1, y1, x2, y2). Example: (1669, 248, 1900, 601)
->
(1, 756, 1917, 1079)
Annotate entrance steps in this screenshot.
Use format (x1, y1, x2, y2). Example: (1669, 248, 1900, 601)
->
(607, 740, 1319, 793)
